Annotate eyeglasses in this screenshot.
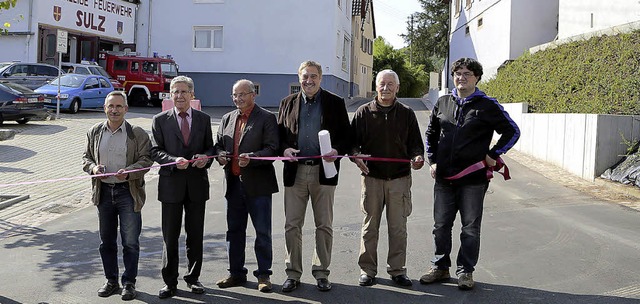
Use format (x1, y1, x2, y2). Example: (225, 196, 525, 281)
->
(453, 72, 475, 79)
(231, 92, 254, 99)
(171, 90, 192, 96)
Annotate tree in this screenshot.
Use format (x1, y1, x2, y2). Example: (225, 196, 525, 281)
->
(373, 37, 428, 97)
(1, 0, 18, 34)
(402, 0, 449, 72)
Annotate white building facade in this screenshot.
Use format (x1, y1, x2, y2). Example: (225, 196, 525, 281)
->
(0, 0, 138, 65)
(136, 0, 354, 107)
(445, 0, 558, 89)
(558, 0, 640, 39)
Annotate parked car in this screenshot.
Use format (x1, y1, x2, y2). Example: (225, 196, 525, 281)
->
(35, 74, 114, 114)
(0, 62, 63, 90)
(61, 62, 124, 91)
(0, 81, 48, 125)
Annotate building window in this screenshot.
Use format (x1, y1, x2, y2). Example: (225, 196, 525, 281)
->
(466, 0, 473, 10)
(342, 35, 350, 72)
(193, 26, 223, 51)
(465, 26, 470, 35)
(477, 17, 483, 29)
(361, 65, 367, 74)
(253, 83, 260, 95)
(338, 0, 341, 9)
(290, 84, 301, 95)
(454, 0, 461, 18)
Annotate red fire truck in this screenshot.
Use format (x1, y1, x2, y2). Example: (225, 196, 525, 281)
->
(98, 51, 179, 106)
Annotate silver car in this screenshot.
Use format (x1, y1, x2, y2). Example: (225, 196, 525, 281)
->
(0, 62, 63, 90)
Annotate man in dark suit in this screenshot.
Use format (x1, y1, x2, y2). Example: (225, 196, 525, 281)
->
(150, 75, 215, 299)
(277, 60, 351, 292)
(214, 79, 279, 293)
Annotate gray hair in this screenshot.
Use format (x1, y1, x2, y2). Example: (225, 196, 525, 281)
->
(233, 79, 255, 93)
(170, 75, 194, 92)
(298, 60, 323, 77)
(105, 90, 128, 106)
(376, 69, 400, 85)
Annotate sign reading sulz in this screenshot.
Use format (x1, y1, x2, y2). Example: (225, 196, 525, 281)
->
(75, 10, 106, 32)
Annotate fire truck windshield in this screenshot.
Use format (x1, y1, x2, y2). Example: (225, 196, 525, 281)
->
(161, 63, 178, 77)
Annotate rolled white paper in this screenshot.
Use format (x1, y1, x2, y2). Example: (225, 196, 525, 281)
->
(318, 129, 338, 178)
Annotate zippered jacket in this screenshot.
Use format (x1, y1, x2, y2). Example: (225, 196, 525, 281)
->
(425, 88, 520, 184)
(351, 99, 424, 180)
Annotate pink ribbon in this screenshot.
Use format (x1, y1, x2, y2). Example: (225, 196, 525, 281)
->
(443, 157, 511, 181)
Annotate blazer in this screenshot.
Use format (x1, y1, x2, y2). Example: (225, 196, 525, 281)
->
(214, 105, 279, 197)
(151, 108, 215, 203)
(82, 121, 153, 212)
(277, 89, 351, 187)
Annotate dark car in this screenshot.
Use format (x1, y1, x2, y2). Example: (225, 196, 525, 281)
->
(61, 62, 124, 91)
(0, 62, 63, 90)
(0, 81, 48, 125)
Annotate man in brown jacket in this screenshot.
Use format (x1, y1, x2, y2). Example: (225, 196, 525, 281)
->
(82, 91, 152, 301)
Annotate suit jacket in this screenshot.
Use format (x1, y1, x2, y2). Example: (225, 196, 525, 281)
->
(82, 121, 152, 212)
(215, 105, 279, 197)
(151, 108, 215, 203)
(277, 89, 351, 187)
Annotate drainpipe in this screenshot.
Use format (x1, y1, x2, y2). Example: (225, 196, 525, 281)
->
(146, 0, 152, 56)
(26, 0, 33, 61)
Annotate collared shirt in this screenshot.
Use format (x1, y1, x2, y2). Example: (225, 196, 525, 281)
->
(231, 104, 255, 176)
(298, 90, 322, 157)
(98, 122, 128, 184)
(174, 106, 193, 131)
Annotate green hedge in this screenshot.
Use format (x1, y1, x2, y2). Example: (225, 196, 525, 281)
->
(479, 30, 640, 114)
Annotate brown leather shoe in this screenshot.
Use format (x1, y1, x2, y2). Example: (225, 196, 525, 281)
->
(216, 275, 247, 288)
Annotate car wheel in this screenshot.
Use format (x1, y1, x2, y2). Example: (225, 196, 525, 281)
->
(16, 118, 30, 124)
(128, 91, 149, 107)
(150, 98, 162, 107)
(69, 99, 80, 114)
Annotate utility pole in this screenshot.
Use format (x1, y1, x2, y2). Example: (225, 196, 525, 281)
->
(410, 14, 414, 66)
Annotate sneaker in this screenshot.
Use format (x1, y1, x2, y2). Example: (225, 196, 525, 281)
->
(457, 272, 474, 290)
(258, 276, 272, 292)
(121, 283, 136, 301)
(419, 268, 450, 284)
(97, 281, 120, 297)
(216, 275, 247, 288)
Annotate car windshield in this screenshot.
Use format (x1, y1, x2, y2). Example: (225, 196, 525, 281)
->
(0, 63, 12, 71)
(0, 81, 35, 94)
(49, 75, 85, 88)
(89, 66, 111, 78)
(161, 63, 178, 77)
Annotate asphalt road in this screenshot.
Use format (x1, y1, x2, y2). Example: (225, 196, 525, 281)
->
(0, 105, 638, 303)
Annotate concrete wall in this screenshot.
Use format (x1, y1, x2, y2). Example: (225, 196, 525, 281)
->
(501, 103, 640, 181)
(558, 0, 640, 39)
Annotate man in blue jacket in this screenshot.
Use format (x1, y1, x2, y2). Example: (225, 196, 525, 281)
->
(422, 58, 520, 290)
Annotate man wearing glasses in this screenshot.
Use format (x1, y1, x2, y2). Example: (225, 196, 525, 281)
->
(214, 79, 279, 292)
(423, 58, 520, 290)
(82, 91, 152, 301)
(150, 75, 215, 298)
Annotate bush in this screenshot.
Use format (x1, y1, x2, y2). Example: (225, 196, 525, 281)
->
(479, 30, 640, 115)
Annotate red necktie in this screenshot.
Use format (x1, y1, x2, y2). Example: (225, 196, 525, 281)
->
(179, 112, 190, 145)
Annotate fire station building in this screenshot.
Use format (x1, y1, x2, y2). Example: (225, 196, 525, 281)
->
(0, 0, 138, 65)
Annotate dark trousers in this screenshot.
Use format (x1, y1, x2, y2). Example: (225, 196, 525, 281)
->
(432, 181, 488, 275)
(225, 175, 273, 278)
(97, 183, 141, 285)
(161, 197, 206, 286)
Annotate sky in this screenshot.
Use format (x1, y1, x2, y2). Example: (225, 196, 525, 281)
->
(373, 0, 423, 49)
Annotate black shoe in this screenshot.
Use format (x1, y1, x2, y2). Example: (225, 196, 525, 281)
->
(187, 281, 205, 294)
(392, 274, 413, 286)
(158, 285, 177, 299)
(281, 278, 299, 292)
(97, 281, 120, 297)
(121, 283, 136, 301)
(359, 274, 375, 286)
(316, 278, 332, 291)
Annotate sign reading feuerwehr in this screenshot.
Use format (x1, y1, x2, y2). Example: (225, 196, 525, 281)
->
(40, 0, 137, 43)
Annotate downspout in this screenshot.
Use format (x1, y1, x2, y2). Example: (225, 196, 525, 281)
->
(444, 0, 452, 92)
(26, 0, 33, 61)
(146, 0, 152, 56)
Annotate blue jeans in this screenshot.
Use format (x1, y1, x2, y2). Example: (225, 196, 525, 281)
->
(431, 181, 488, 274)
(225, 175, 273, 278)
(97, 183, 142, 285)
